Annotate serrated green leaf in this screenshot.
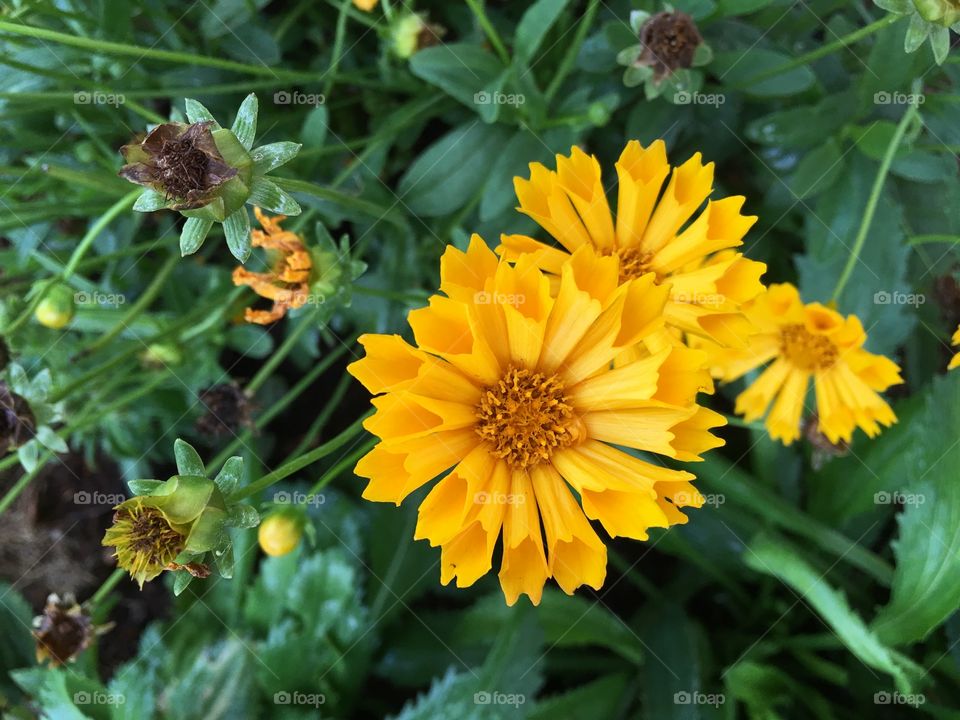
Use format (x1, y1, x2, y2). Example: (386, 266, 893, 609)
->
(223, 208, 252, 263)
(248, 177, 301, 215)
(133, 189, 167, 212)
(174, 438, 205, 476)
(184, 98, 220, 128)
(231, 93, 258, 150)
(180, 216, 212, 256)
(250, 141, 301, 174)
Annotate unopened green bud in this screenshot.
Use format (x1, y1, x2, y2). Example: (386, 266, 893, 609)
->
(35, 284, 75, 330)
(258, 506, 307, 557)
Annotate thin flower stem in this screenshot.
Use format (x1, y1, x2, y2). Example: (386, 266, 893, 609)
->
(737, 14, 901, 88)
(545, 0, 601, 103)
(286, 372, 353, 460)
(0, 21, 328, 82)
(305, 436, 376, 496)
(270, 176, 407, 228)
(831, 80, 920, 302)
(245, 307, 324, 395)
(77, 253, 180, 357)
(2, 190, 139, 336)
(464, 0, 511, 66)
(230, 415, 369, 501)
(324, 0, 352, 98)
(89, 568, 126, 608)
(204, 342, 355, 473)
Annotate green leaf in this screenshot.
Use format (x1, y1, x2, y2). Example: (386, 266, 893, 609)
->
(717, 0, 775, 14)
(224, 503, 259, 528)
(528, 674, 629, 720)
(639, 604, 704, 717)
(35, 425, 67, 454)
(745, 533, 923, 693)
(904, 13, 931, 52)
(714, 49, 817, 96)
(231, 93, 258, 150)
(250, 141, 302, 174)
(409, 44, 504, 113)
(397, 122, 511, 217)
(789, 138, 844, 198)
(174, 438, 205, 476)
(515, 0, 572, 64)
(874, 0, 911, 11)
(129, 479, 163, 495)
(213, 457, 243, 495)
(248, 177, 301, 215)
(873, 478, 960, 644)
(184, 98, 220, 128)
(930, 26, 950, 64)
(132, 189, 167, 212)
(173, 570, 194, 596)
(179, 216, 212, 256)
(223, 208, 252, 263)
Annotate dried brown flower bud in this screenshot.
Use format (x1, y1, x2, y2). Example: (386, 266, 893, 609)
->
(639, 11, 703, 81)
(0, 381, 35, 452)
(196, 383, 253, 436)
(803, 414, 850, 470)
(119, 122, 238, 210)
(32, 593, 106, 666)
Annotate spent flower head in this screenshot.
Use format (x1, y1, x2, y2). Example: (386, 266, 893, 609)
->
(2, 363, 66, 472)
(118, 94, 303, 262)
(33, 593, 111, 666)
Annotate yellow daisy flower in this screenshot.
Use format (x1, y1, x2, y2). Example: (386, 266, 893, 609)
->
(347, 236, 725, 605)
(949, 325, 960, 370)
(232, 208, 313, 325)
(498, 140, 766, 350)
(707, 283, 902, 446)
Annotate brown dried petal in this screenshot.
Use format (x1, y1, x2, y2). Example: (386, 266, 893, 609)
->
(638, 11, 703, 81)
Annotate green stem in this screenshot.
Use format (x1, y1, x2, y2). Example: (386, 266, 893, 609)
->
(271, 176, 407, 228)
(230, 416, 369, 501)
(738, 15, 901, 88)
(2, 190, 139, 336)
(545, 0, 600, 103)
(464, 0, 510, 65)
(77, 253, 179, 357)
(324, 0, 352, 98)
(89, 568, 126, 607)
(0, 21, 327, 82)
(832, 83, 920, 302)
(306, 436, 375, 496)
(245, 307, 323, 395)
(287, 372, 353, 460)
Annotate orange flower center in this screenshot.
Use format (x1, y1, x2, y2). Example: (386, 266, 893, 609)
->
(780, 324, 839, 372)
(475, 367, 582, 469)
(613, 246, 656, 283)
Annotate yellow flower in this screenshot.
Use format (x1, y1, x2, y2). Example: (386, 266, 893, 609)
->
(347, 237, 724, 605)
(707, 283, 902, 446)
(232, 208, 313, 324)
(949, 325, 960, 370)
(498, 141, 766, 350)
(353, 0, 379, 11)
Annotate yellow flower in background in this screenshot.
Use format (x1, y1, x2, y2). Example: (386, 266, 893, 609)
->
(949, 325, 960, 370)
(707, 283, 902, 446)
(498, 141, 766, 351)
(353, 0, 379, 11)
(348, 236, 724, 606)
(232, 208, 313, 324)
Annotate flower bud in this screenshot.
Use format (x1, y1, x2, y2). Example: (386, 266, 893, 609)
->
(34, 284, 75, 329)
(141, 342, 184, 368)
(912, 0, 960, 25)
(390, 11, 445, 59)
(102, 475, 227, 587)
(258, 507, 306, 557)
(0, 380, 35, 452)
(33, 593, 109, 666)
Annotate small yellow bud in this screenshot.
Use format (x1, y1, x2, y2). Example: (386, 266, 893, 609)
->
(35, 285, 75, 329)
(258, 508, 306, 557)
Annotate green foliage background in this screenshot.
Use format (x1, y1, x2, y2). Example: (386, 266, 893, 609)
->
(1, 0, 960, 718)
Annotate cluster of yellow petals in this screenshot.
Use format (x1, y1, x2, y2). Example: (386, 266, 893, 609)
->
(499, 141, 767, 351)
(950, 325, 960, 370)
(702, 283, 903, 445)
(348, 237, 724, 605)
(232, 208, 313, 325)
